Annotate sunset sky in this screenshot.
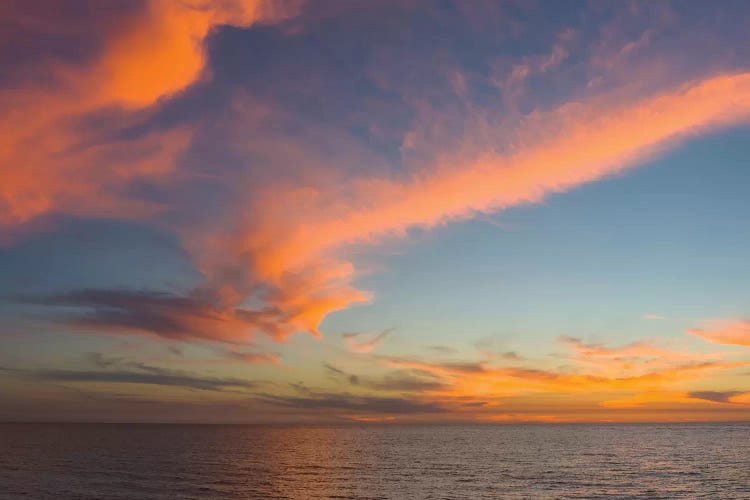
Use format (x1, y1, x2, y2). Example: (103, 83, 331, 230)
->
(2, 0, 750, 423)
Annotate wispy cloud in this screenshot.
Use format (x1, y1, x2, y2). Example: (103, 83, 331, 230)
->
(260, 390, 445, 415)
(324, 363, 447, 393)
(425, 345, 458, 355)
(641, 314, 667, 320)
(3, 2, 750, 345)
(324, 363, 359, 386)
(560, 335, 667, 359)
(9, 288, 305, 344)
(475, 337, 523, 361)
(0, 1, 300, 228)
(688, 319, 750, 347)
(343, 329, 393, 353)
(1, 354, 259, 392)
(224, 349, 280, 365)
(209, 72, 750, 340)
(556, 335, 728, 378)
(379, 349, 749, 404)
(10, 288, 252, 343)
(366, 372, 449, 393)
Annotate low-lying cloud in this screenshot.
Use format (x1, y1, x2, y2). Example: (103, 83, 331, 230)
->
(688, 320, 750, 347)
(688, 391, 746, 404)
(1, 354, 259, 392)
(261, 391, 445, 415)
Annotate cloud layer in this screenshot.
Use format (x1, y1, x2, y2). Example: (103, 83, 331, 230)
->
(3, 2, 750, 344)
(2, 1, 750, 422)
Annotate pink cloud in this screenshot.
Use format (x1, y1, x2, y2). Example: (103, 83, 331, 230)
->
(688, 320, 750, 347)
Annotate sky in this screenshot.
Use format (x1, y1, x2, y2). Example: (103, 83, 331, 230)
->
(1, 0, 750, 423)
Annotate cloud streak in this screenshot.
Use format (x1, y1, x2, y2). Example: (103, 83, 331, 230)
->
(378, 344, 749, 404)
(261, 391, 445, 415)
(324, 363, 448, 393)
(688, 319, 750, 347)
(1, 356, 259, 393)
(10, 288, 264, 343)
(342, 329, 393, 353)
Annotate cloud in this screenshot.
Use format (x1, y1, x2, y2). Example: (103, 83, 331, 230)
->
(687, 319, 750, 347)
(323, 363, 346, 375)
(0, 0, 300, 227)
(97, 0, 300, 107)
(9, 288, 292, 343)
(641, 314, 667, 320)
(479, 414, 561, 423)
(86, 352, 123, 369)
(425, 345, 458, 355)
(206, 71, 750, 340)
(4, 3, 750, 347)
(324, 363, 447, 393)
(342, 328, 393, 353)
(1, 355, 259, 392)
(366, 372, 449, 393)
(559, 335, 666, 359)
(224, 349, 280, 364)
(323, 363, 359, 385)
(379, 352, 749, 402)
(475, 337, 523, 361)
(27, 369, 256, 391)
(688, 391, 746, 404)
(4, 5, 750, 423)
(597, 391, 699, 409)
(260, 390, 445, 415)
(557, 335, 724, 378)
(168, 345, 184, 356)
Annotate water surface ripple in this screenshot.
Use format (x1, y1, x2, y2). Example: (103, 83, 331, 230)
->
(1, 422, 749, 499)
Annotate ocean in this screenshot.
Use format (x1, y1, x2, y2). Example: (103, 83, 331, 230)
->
(1, 422, 749, 499)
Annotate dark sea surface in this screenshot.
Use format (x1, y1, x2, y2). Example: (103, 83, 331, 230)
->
(1, 422, 749, 499)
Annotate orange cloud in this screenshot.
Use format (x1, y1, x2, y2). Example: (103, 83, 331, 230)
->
(381, 352, 750, 399)
(600, 391, 712, 409)
(730, 393, 750, 405)
(603, 390, 750, 409)
(5, 3, 750, 345)
(560, 335, 668, 358)
(343, 415, 396, 423)
(557, 335, 729, 379)
(97, 0, 300, 107)
(0, 122, 193, 226)
(478, 414, 561, 423)
(0, 0, 299, 227)
(688, 319, 750, 347)
(209, 72, 750, 339)
(341, 328, 750, 419)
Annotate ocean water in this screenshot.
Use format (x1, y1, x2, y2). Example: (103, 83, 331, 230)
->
(1, 422, 749, 499)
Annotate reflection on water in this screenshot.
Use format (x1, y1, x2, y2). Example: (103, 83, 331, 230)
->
(1, 422, 750, 499)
